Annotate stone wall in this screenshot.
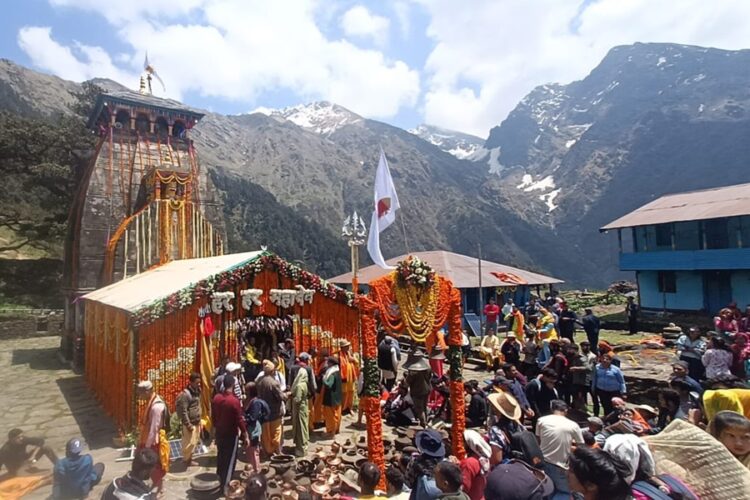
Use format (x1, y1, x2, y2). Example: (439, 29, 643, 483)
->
(0, 309, 64, 340)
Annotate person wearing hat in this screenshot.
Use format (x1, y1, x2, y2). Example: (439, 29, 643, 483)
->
(487, 391, 523, 466)
(404, 351, 432, 426)
(220, 361, 245, 401)
(500, 332, 521, 367)
(406, 430, 446, 499)
(483, 459, 555, 500)
(256, 360, 286, 456)
(136, 380, 169, 494)
(535, 400, 583, 499)
(676, 327, 707, 381)
(461, 430, 491, 500)
(52, 437, 104, 499)
(322, 355, 344, 436)
(337, 339, 359, 414)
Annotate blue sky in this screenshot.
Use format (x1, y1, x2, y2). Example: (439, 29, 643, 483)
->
(4, 0, 750, 137)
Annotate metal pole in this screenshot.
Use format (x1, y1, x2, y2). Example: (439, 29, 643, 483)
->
(478, 243, 483, 337)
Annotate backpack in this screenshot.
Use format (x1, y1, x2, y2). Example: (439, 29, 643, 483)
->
(509, 426, 545, 468)
(631, 474, 699, 500)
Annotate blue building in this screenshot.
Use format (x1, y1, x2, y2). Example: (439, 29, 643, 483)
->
(601, 183, 750, 313)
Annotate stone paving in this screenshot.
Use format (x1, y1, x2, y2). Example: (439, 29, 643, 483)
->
(1, 335, 493, 499)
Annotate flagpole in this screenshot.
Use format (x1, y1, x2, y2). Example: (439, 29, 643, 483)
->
(399, 210, 411, 254)
(478, 243, 483, 337)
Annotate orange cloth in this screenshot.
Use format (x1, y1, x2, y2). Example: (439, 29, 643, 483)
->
(323, 404, 342, 434)
(261, 418, 283, 455)
(0, 475, 51, 500)
(632, 410, 652, 432)
(339, 351, 359, 412)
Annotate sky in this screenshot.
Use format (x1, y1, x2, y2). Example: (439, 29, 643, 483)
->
(3, 0, 750, 138)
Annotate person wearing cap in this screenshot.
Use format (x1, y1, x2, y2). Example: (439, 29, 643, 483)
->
(406, 430, 446, 499)
(52, 438, 104, 499)
(212, 374, 249, 492)
(289, 352, 317, 403)
(322, 355, 344, 436)
(175, 372, 202, 467)
(500, 332, 521, 367)
(0, 428, 58, 477)
(337, 339, 359, 414)
(461, 430, 491, 500)
(535, 400, 583, 499)
(676, 327, 707, 381)
(404, 351, 432, 427)
(101, 448, 158, 500)
(483, 459, 555, 500)
(218, 361, 245, 401)
(136, 380, 169, 494)
(257, 360, 286, 455)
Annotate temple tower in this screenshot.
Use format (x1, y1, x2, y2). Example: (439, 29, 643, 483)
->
(61, 89, 225, 364)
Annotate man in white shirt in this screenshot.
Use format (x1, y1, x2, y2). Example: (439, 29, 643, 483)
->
(535, 399, 583, 500)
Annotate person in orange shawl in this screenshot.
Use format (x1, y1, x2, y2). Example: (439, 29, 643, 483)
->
(505, 305, 525, 339)
(136, 380, 169, 495)
(337, 340, 359, 414)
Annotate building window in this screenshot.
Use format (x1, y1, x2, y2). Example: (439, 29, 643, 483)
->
(655, 224, 672, 247)
(658, 271, 677, 294)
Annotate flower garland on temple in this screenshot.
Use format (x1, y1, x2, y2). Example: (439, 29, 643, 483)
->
(361, 257, 466, 478)
(130, 252, 354, 326)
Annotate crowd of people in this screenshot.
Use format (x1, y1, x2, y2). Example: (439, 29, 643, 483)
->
(3, 296, 750, 499)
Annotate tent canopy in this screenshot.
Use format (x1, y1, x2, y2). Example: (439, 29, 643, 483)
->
(327, 250, 562, 288)
(83, 251, 263, 313)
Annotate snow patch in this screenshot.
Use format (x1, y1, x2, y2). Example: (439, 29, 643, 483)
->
(487, 147, 504, 175)
(447, 144, 481, 159)
(692, 73, 706, 82)
(698, 104, 705, 113)
(539, 189, 561, 212)
(565, 139, 577, 148)
(657, 56, 667, 67)
(250, 106, 274, 116)
(523, 175, 555, 192)
(266, 101, 362, 136)
(534, 134, 541, 145)
(516, 174, 534, 189)
(410, 124, 485, 160)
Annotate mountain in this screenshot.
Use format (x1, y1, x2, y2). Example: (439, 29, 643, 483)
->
(475, 42, 750, 282)
(409, 124, 484, 159)
(255, 101, 364, 137)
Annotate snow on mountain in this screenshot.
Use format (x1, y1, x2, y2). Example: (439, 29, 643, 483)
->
(252, 101, 363, 136)
(409, 124, 484, 159)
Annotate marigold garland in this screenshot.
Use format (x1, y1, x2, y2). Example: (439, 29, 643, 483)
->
(393, 274, 440, 342)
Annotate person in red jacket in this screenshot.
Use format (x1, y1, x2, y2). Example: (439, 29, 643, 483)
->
(212, 374, 248, 492)
(484, 298, 501, 337)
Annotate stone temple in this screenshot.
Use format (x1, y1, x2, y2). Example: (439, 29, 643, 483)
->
(60, 81, 225, 366)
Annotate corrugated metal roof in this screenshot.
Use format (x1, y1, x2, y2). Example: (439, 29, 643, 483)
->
(601, 182, 750, 231)
(327, 250, 563, 288)
(83, 251, 262, 313)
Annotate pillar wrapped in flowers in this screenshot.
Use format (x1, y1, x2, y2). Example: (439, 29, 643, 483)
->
(362, 256, 466, 475)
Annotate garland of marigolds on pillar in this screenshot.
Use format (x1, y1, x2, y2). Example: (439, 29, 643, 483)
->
(365, 257, 466, 460)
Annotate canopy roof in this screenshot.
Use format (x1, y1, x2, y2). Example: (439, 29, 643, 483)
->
(84, 251, 262, 313)
(601, 182, 750, 231)
(327, 250, 562, 288)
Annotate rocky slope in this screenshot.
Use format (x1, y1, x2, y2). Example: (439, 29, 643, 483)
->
(409, 124, 484, 159)
(476, 42, 750, 282)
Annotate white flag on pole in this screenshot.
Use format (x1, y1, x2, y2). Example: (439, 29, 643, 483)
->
(367, 148, 400, 269)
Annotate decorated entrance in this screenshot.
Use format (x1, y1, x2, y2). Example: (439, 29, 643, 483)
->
(358, 256, 466, 478)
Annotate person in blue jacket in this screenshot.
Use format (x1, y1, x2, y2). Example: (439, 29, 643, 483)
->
(52, 437, 104, 499)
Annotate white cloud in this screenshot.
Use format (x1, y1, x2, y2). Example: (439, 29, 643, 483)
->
(419, 0, 750, 137)
(21, 0, 418, 120)
(17, 26, 136, 83)
(340, 5, 390, 46)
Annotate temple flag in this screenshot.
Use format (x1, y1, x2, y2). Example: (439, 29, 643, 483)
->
(367, 148, 400, 269)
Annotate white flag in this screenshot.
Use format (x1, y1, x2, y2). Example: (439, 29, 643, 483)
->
(367, 149, 400, 269)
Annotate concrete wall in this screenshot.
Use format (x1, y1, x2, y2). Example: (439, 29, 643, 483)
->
(731, 270, 750, 308)
(639, 270, 704, 311)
